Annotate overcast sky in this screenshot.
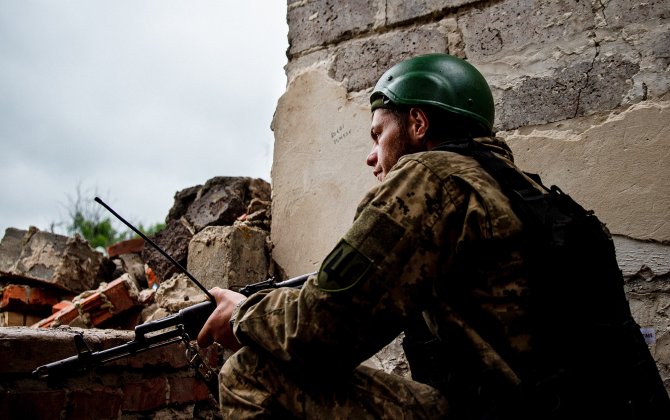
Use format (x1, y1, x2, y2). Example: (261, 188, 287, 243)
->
(0, 1, 288, 237)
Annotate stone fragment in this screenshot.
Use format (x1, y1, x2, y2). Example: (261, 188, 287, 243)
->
(0, 228, 24, 270)
(184, 177, 270, 231)
(118, 253, 147, 289)
(187, 225, 270, 291)
(141, 219, 193, 284)
(154, 273, 207, 313)
(142, 177, 271, 283)
(0, 227, 113, 293)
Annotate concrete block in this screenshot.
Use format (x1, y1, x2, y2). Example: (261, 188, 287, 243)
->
(118, 252, 147, 289)
(0, 326, 215, 374)
(330, 25, 452, 92)
(184, 177, 268, 232)
(0, 327, 115, 373)
(141, 219, 193, 285)
(287, 0, 377, 56)
(142, 177, 270, 283)
(459, 0, 596, 61)
(0, 227, 109, 293)
(385, 0, 476, 25)
(494, 54, 639, 130)
(0, 228, 24, 270)
(187, 225, 270, 290)
(286, 19, 463, 93)
(598, 0, 668, 29)
(457, 0, 669, 130)
(0, 326, 221, 418)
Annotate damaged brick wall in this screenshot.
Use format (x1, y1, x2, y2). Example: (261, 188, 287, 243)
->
(0, 177, 273, 419)
(0, 327, 220, 419)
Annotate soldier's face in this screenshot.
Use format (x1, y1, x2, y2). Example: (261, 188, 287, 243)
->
(367, 109, 414, 182)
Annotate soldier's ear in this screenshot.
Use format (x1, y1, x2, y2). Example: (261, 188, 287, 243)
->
(407, 107, 429, 146)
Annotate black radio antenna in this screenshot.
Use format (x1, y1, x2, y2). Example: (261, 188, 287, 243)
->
(94, 197, 214, 302)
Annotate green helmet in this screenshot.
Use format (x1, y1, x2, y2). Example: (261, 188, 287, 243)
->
(370, 53, 494, 133)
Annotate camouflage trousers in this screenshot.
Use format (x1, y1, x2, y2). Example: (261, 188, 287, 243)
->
(218, 346, 449, 419)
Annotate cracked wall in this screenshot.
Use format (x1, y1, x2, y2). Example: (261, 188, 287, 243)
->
(272, 0, 670, 387)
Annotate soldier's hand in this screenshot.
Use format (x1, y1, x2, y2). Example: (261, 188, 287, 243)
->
(197, 287, 246, 351)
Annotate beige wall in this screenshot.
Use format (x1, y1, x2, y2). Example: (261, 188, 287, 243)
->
(271, 70, 375, 276)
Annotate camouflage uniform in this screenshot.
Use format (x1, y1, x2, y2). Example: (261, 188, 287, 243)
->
(221, 137, 542, 418)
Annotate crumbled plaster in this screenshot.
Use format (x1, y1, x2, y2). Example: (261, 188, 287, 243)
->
(501, 100, 669, 242)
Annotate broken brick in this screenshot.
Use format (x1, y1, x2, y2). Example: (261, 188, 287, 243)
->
(145, 265, 159, 289)
(35, 277, 139, 329)
(32, 302, 78, 328)
(52, 300, 71, 314)
(108, 238, 145, 258)
(0, 284, 66, 312)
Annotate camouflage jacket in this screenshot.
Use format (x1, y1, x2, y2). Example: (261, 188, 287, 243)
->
(232, 136, 538, 389)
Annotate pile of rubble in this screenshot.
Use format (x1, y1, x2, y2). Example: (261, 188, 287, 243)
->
(0, 175, 409, 420)
(0, 176, 276, 331)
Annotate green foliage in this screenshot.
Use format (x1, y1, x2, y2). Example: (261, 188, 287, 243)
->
(59, 185, 165, 250)
(68, 210, 127, 249)
(137, 222, 166, 237)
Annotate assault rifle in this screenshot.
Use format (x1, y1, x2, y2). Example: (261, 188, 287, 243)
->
(32, 197, 313, 401)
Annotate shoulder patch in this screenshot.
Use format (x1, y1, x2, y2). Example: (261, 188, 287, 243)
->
(317, 239, 372, 292)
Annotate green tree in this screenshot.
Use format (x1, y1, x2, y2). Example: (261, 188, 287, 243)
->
(58, 185, 165, 250)
(68, 210, 127, 249)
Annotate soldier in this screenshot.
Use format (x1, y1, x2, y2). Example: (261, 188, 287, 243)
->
(198, 54, 669, 419)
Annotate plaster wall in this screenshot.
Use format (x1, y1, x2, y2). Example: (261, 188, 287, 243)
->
(271, 70, 375, 275)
